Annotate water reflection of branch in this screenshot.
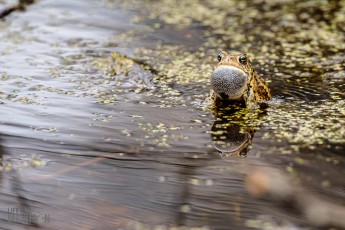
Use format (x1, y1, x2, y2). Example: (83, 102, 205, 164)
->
(0, 136, 3, 183)
(0, 0, 35, 19)
(10, 170, 39, 227)
(0, 135, 39, 227)
(175, 164, 197, 226)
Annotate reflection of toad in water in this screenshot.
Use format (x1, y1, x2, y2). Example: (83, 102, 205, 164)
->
(210, 104, 266, 158)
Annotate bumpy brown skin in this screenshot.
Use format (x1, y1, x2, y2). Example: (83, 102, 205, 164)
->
(211, 51, 271, 108)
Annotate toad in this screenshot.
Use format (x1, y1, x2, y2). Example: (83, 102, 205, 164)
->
(210, 51, 271, 108)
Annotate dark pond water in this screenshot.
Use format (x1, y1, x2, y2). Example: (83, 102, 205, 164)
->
(0, 0, 344, 229)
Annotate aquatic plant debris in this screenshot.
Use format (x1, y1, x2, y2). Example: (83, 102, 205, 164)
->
(137, 122, 188, 148)
(264, 99, 345, 147)
(0, 154, 46, 172)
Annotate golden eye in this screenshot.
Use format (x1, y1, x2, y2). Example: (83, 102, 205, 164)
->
(239, 55, 247, 64)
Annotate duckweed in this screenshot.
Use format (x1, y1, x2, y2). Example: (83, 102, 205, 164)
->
(104, 0, 345, 149)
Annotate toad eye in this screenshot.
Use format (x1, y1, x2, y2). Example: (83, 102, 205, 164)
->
(239, 55, 247, 64)
(217, 52, 222, 62)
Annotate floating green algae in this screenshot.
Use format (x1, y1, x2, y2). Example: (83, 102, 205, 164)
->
(137, 122, 188, 148)
(103, 0, 345, 150)
(0, 154, 46, 172)
(90, 52, 155, 104)
(263, 98, 345, 147)
(130, 41, 345, 148)
(92, 53, 135, 76)
(136, 45, 213, 85)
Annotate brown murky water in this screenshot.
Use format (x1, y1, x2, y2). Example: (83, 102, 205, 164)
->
(0, 0, 344, 229)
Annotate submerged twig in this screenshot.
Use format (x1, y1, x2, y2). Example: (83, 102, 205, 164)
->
(28, 156, 105, 181)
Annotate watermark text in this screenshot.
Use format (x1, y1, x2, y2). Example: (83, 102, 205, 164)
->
(8, 208, 49, 224)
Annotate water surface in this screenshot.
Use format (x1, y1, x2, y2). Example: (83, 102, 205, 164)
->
(0, 0, 344, 229)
